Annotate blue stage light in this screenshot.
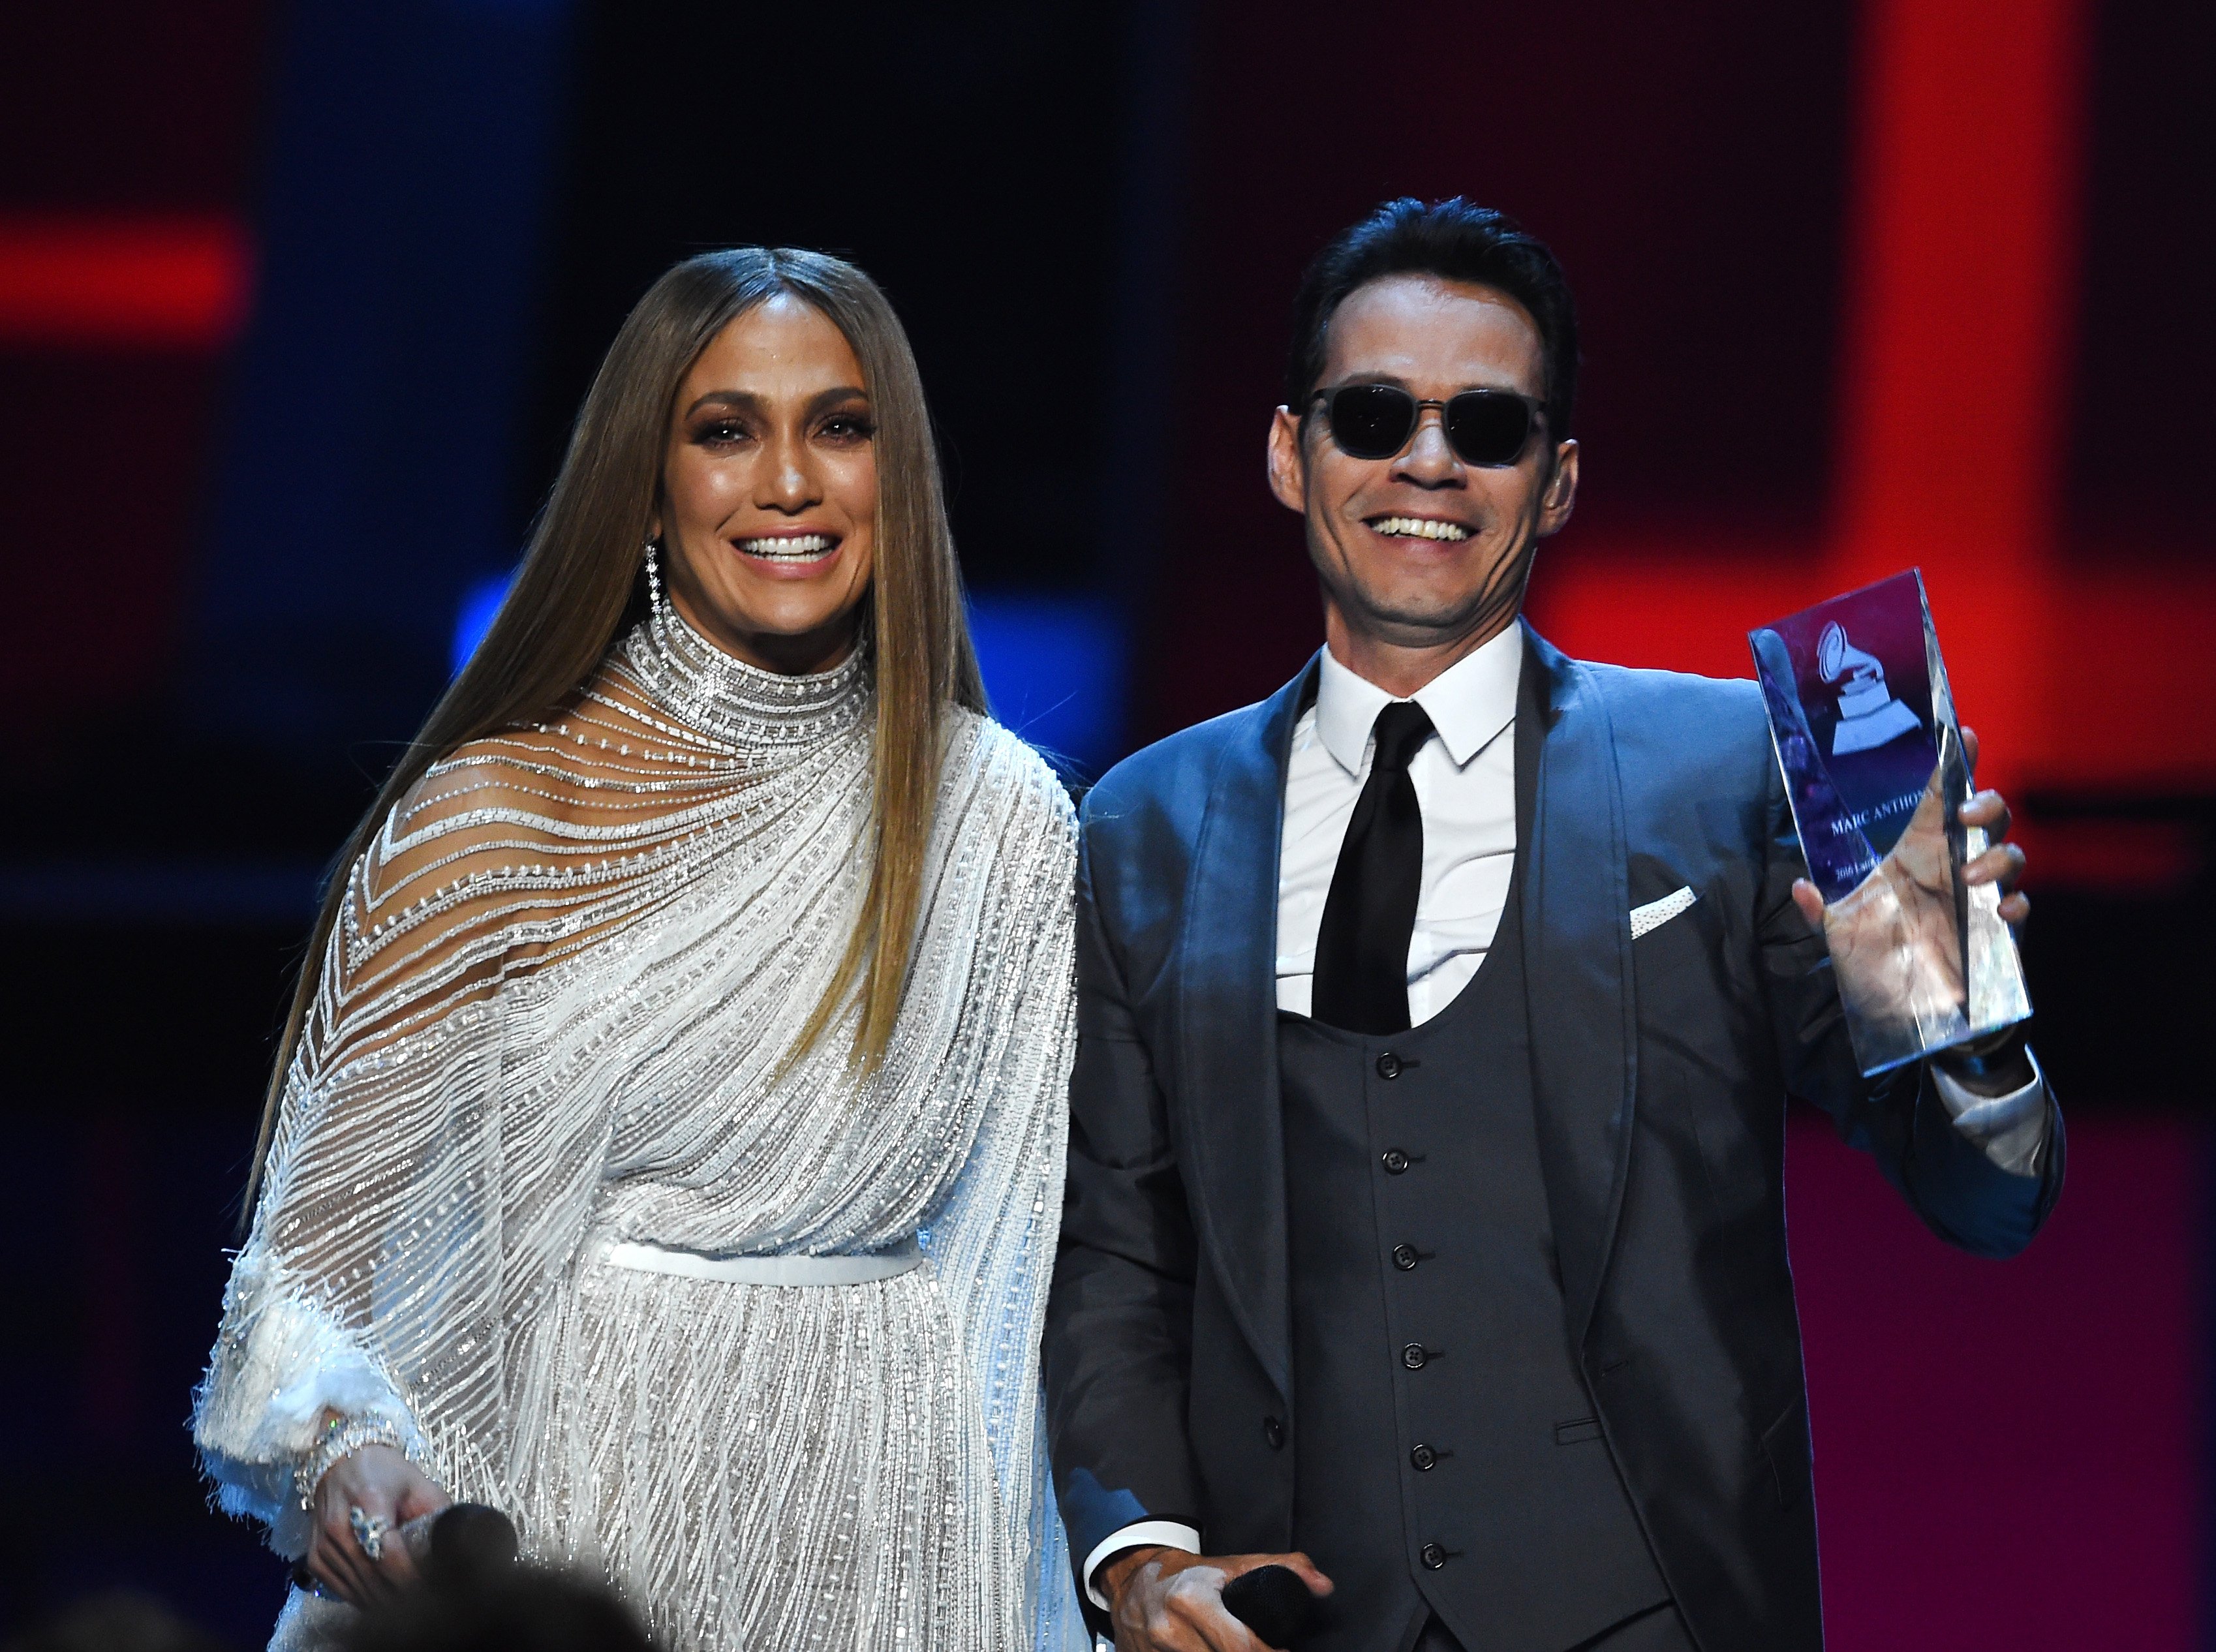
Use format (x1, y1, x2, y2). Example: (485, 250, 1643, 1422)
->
(966, 593, 1126, 777)
(452, 568, 517, 674)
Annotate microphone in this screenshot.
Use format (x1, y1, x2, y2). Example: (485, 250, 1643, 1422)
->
(1220, 1564, 1323, 1649)
(402, 1502, 521, 1583)
(292, 1503, 519, 1595)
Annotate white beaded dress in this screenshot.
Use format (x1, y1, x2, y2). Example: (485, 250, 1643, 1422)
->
(192, 604, 1087, 1652)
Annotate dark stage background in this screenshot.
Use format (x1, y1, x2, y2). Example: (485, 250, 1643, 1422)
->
(0, 1, 2208, 1644)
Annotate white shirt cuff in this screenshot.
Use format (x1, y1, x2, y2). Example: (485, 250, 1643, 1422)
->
(1082, 1520, 1203, 1611)
(1931, 1045, 2050, 1178)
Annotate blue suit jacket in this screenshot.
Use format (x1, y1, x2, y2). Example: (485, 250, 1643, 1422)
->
(1042, 626, 2062, 1649)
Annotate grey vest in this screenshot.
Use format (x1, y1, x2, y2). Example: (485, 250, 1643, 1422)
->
(1280, 863, 1670, 1651)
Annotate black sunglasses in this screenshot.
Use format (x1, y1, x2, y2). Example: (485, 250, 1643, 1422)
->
(1310, 383, 1545, 467)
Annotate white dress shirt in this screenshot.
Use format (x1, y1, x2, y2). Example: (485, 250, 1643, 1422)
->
(1276, 626, 1523, 1023)
(1080, 630, 2050, 1604)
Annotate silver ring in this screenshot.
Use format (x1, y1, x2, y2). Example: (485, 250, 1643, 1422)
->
(348, 1504, 388, 1562)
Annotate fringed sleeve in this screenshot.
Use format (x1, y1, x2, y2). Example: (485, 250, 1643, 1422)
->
(192, 742, 611, 1555)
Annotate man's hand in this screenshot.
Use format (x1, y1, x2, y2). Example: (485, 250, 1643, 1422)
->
(1103, 1546, 1334, 1652)
(1794, 761, 1963, 1024)
(1791, 726, 2028, 1048)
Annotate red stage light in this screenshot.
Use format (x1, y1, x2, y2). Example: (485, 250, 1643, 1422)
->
(0, 215, 253, 350)
(1532, 0, 2216, 807)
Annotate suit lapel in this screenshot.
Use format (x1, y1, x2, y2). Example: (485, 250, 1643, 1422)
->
(1518, 626, 1639, 1350)
(1175, 657, 1317, 1401)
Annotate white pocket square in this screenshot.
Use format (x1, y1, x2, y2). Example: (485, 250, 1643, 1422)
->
(1629, 886, 1696, 939)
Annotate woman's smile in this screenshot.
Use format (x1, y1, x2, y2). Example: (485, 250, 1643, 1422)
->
(730, 525, 844, 574)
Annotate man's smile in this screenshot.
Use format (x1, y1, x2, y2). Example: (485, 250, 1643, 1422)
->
(1364, 513, 1475, 543)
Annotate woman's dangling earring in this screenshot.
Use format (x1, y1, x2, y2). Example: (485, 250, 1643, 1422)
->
(645, 537, 676, 664)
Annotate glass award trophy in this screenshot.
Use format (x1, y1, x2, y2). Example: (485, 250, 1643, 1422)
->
(1749, 570, 2030, 1075)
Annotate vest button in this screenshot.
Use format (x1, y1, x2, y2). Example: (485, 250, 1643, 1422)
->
(1420, 1542, 1448, 1570)
(1401, 1342, 1429, 1370)
(1376, 1051, 1402, 1080)
(1381, 1149, 1410, 1174)
(1392, 1243, 1419, 1270)
(1409, 1443, 1438, 1471)
(1263, 1415, 1285, 1450)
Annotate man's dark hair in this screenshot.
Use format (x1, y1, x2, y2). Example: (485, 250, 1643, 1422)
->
(1285, 197, 1580, 440)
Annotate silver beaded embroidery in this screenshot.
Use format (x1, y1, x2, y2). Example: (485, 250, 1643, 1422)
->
(192, 601, 1084, 1652)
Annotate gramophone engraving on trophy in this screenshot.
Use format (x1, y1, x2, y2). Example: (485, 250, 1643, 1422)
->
(1749, 570, 2031, 1075)
(1818, 620, 1922, 755)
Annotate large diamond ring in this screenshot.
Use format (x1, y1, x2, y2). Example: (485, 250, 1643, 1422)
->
(348, 1505, 388, 1562)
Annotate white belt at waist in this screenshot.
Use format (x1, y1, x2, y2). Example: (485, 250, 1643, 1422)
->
(598, 1236, 924, 1287)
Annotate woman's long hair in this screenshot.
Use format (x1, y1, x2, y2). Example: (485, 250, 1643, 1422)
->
(242, 248, 986, 1217)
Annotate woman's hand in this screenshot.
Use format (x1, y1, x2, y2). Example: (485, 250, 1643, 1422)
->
(304, 1443, 452, 1604)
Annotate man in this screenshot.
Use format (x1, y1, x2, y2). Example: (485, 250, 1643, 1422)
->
(1043, 198, 2059, 1652)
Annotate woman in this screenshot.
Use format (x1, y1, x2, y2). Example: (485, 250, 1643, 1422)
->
(193, 248, 1087, 1652)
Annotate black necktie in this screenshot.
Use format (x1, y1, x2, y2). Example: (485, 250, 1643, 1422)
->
(1312, 701, 1434, 1033)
